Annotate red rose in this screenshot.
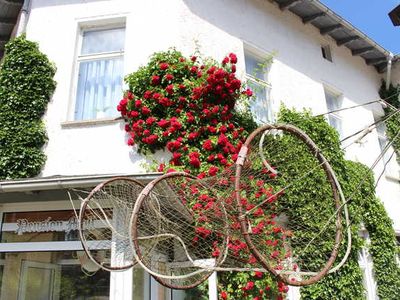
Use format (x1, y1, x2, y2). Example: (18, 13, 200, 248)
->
(127, 138, 134, 146)
(218, 133, 228, 146)
(130, 111, 139, 118)
(165, 74, 174, 81)
(157, 119, 170, 128)
(231, 64, 236, 73)
(202, 140, 213, 151)
(165, 84, 174, 94)
(229, 53, 237, 64)
(244, 281, 254, 291)
(188, 132, 199, 140)
(127, 91, 134, 99)
(222, 56, 229, 65)
(141, 107, 151, 115)
(159, 62, 169, 70)
(151, 75, 160, 85)
(220, 291, 228, 300)
(146, 134, 158, 145)
(158, 163, 165, 172)
(245, 88, 253, 97)
(143, 90, 152, 99)
(191, 56, 197, 62)
(145, 117, 157, 125)
(135, 100, 142, 108)
(190, 66, 198, 73)
(208, 166, 219, 176)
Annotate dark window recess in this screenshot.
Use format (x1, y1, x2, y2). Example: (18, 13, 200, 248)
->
(321, 45, 333, 62)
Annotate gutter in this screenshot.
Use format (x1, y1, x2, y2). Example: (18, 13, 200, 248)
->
(386, 52, 394, 90)
(0, 173, 161, 193)
(310, 0, 391, 57)
(15, 0, 31, 36)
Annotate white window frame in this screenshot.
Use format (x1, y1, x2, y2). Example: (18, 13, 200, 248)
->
(324, 87, 343, 138)
(358, 230, 378, 300)
(374, 117, 400, 180)
(244, 47, 273, 124)
(68, 20, 126, 123)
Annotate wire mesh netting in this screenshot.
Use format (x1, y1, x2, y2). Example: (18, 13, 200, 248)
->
(78, 177, 144, 271)
(74, 96, 400, 290)
(235, 124, 345, 286)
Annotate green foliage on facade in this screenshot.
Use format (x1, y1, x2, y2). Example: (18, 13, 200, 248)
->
(276, 108, 400, 299)
(0, 35, 56, 179)
(379, 81, 400, 164)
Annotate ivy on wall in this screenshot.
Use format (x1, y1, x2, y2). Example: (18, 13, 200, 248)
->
(0, 35, 56, 179)
(379, 81, 400, 163)
(277, 108, 400, 299)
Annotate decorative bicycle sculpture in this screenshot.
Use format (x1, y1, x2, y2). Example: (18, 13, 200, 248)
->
(76, 100, 399, 290)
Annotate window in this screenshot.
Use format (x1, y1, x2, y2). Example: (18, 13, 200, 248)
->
(375, 120, 399, 179)
(73, 26, 125, 121)
(244, 50, 272, 124)
(324, 88, 343, 137)
(321, 45, 333, 62)
(358, 231, 378, 300)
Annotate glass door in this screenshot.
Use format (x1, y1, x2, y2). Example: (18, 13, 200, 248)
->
(18, 260, 60, 300)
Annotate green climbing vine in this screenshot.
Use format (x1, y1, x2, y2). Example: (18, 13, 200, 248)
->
(0, 35, 56, 179)
(379, 81, 400, 163)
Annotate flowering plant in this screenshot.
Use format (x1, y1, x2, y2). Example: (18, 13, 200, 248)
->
(119, 49, 287, 299)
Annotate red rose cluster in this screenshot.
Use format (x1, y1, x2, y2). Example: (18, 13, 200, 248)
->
(118, 50, 248, 176)
(119, 50, 287, 299)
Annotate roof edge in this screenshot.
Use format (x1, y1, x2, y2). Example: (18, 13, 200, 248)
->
(0, 173, 161, 193)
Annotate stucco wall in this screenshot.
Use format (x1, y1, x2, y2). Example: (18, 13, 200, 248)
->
(25, 0, 399, 230)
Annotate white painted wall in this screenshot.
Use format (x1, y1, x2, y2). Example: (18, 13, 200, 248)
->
(25, 0, 400, 230)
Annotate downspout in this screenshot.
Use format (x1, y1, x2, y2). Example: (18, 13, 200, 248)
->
(386, 52, 394, 90)
(15, 0, 31, 36)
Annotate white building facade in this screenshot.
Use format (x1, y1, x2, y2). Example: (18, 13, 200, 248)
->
(0, 0, 399, 299)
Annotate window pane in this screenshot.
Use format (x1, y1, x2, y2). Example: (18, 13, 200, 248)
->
(0, 251, 110, 299)
(328, 115, 342, 135)
(248, 80, 271, 124)
(81, 28, 125, 55)
(245, 53, 265, 80)
(324, 90, 341, 111)
(75, 56, 124, 120)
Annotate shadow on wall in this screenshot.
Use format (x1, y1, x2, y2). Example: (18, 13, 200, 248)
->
(182, 0, 381, 106)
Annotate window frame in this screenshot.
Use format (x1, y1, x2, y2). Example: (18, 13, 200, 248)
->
(374, 115, 400, 180)
(69, 22, 126, 123)
(321, 44, 333, 62)
(244, 47, 273, 124)
(324, 87, 343, 138)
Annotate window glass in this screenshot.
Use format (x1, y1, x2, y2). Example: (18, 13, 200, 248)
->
(1, 211, 81, 243)
(324, 89, 342, 136)
(74, 27, 125, 121)
(81, 28, 125, 55)
(0, 251, 110, 299)
(245, 51, 272, 124)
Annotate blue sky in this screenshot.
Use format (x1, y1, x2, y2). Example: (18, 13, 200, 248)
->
(320, 0, 400, 54)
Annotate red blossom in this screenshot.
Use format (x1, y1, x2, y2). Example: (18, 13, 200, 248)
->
(151, 75, 160, 85)
(165, 74, 174, 81)
(202, 140, 213, 151)
(159, 62, 169, 70)
(229, 53, 237, 64)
